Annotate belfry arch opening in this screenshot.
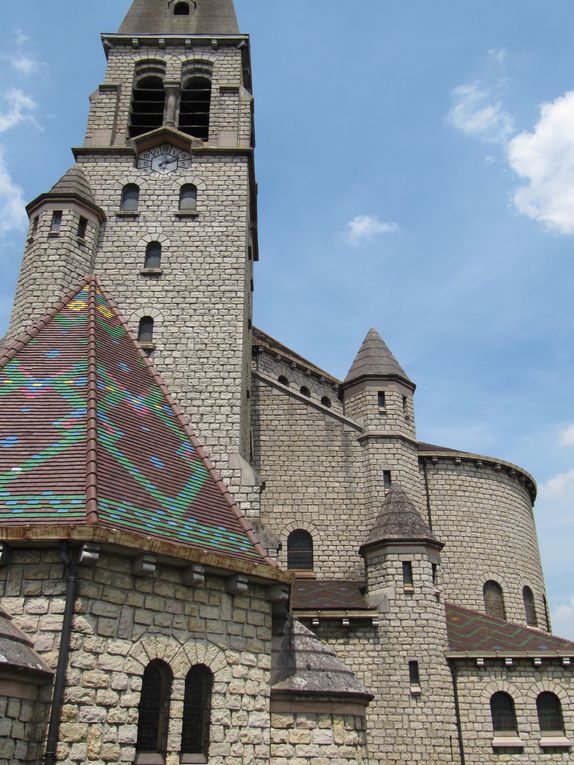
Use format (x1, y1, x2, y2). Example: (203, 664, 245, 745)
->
(178, 76, 212, 140)
(129, 71, 166, 138)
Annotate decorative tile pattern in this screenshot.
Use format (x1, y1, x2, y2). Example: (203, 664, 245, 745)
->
(292, 579, 369, 611)
(0, 280, 264, 563)
(446, 603, 574, 654)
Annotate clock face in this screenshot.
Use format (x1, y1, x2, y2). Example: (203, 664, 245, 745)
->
(137, 143, 192, 174)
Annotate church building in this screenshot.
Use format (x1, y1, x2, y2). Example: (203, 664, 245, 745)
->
(0, 2, 573, 764)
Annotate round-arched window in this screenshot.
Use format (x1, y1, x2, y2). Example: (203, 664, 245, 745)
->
(287, 529, 314, 570)
(490, 691, 518, 734)
(174, 2, 190, 14)
(483, 580, 506, 621)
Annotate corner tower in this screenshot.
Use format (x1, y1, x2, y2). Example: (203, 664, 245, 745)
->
(8, 0, 257, 481)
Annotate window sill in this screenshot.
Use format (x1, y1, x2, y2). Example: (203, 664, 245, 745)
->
(134, 754, 164, 765)
(403, 585, 415, 594)
(540, 736, 571, 748)
(409, 684, 422, 696)
(175, 211, 199, 218)
(77, 238, 87, 245)
(290, 570, 316, 579)
(139, 342, 155, 352)
(117, 211, 140, 218)
(181, 755, 208, 764)
(48, 232, 60, 238)
(140, 268, 163, 277)
(491, 736, 524, 749)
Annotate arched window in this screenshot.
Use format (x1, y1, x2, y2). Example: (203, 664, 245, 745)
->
(523, 586, 538, 627)
(129, 75, 166, 138)
(278, 376, 289, 386)
(138, 317, 154, 344)
(121, 184, 140, 211)
(179, 184, 197, 212)
(537, 692, 565, 734)
(321, 396, 332, 408)
(136, 660, 173, 756)
(490, 692, 518, 734)
(484, 580, 506, 621)
(287, 529, 313, 570)
(174, 1, 190, 14)
(300, 386, 310, 398)
(144, 242, 162, 269)
(181, 665, 213, 758)
(179, 77, 212, 140)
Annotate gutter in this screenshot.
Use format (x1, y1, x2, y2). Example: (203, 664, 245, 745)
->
(448, 660, 466, 765)
(44, 542, 78, 765)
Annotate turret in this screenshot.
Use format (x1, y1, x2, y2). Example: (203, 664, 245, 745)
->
(7, 166, 104, 340)
(359, 486, 459, 760)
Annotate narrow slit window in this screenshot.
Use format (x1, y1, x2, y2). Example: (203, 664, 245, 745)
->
(403, 395, 408, 416)
(402, 561, 414, 587)
(179, 76, 212, 141)
(136, 660, 173, 756)
(383, 470, 392, 489)
(483, 580, 506, 621)
(129, 75, 166, 138)
(490, 692, 518, 734)
(287, 529, 313, 570)
(121, 184, 140, 211)
(378, 391, 386, 409)
(408, 661, 420, 686)
(432, 563, 438, 586)
(50, 211, 63, 233)
(537, 692, 565, 734)
(138, 317, 154, 345)
(30, 216, 39, 238)
(77, 217, 88, 240)
(179, 184, 198, 212)
(181, 665, 213, 758)
(523, 586, 538, 627)
(144, 242, 162, 269)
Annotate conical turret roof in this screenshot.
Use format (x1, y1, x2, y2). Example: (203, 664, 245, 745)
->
(48, 165, 96, 205)
(119, 0, 239, 35)
(344, 328, 414, 389)
(361, 486, 441, 552)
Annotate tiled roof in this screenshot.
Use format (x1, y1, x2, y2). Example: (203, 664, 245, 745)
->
(0, 277, 272, 567)
(292, 580, 370, 611)
(0, 605, 52, 679)
(252, 327, 340, 384)
(344, 327, 414, 388)
(119, 0, 239, 35)
(446, 603, 574, 656)
(362, 485, 440, 551)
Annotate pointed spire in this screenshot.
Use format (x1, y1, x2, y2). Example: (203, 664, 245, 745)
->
(48, 165, 96, 206)
(344, 327, 414, 389)
(119, 0, 239, 35)
(361, 486, 441, 552)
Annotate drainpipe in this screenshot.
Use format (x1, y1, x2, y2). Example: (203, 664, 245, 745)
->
(44, 542, 78, 765)
(449, 660, 466, 765)
(422, 458, 434, 532)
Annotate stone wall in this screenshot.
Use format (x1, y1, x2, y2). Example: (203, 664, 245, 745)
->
(270, 710, 368, 764)
(0, 546, 274, 765)
(422, 458, 548, 628)
(0, 691, 47, 765)
(454, 659, 574, 763)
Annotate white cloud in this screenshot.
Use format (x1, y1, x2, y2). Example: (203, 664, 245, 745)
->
(448, 83, 514, 144)
(2, 29, 41, 76)
(488, 48, 507, 65)
(0, 145, 26, 235)
(0, 88, 37, 133)
(552, 593, 574, 639)
(344, 215, 399, 246)
(559, 424, 574, 446)
(508, 90, 574, 234)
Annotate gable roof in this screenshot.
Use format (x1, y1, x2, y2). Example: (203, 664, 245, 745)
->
(0, 277, 274, 569)
(446, 603, 574, 657)
(119, 0, 239, 35)
(344, 327, 414, 389)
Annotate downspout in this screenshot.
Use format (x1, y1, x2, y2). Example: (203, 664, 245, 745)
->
(449, 660, 466, 765)
(44, 541, 78, 765)
(422, 458, 434, 532)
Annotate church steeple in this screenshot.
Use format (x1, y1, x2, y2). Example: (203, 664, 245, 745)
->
(119, 0, 239, 35)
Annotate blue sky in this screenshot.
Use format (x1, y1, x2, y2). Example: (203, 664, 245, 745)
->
(0, 1, 573, 636)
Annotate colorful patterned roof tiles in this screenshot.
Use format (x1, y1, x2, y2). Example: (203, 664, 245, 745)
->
(446, 603, 574, 656)
(0, 277, 273, 568)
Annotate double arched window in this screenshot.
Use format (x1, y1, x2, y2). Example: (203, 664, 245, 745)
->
(136, 660, 173, 757)
(490, 691, 518, 736)
(484, 580, 506, 621)
(136, 661, 213, 761)
(287, 529, 314, 570)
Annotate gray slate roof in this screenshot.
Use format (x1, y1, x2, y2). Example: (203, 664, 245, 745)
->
(362, 485, 440, 550)
(344, 327, 413, 388)
(119, 0, 239, 35)
(48, 165, 97, 206)
(0, 605, 53, 679)
(272, 616, 373, 699)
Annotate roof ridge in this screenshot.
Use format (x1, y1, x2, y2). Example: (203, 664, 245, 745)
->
(86, 279, 99, 526)
(95, 279, 276, 567)
(344, 327, 414, 389)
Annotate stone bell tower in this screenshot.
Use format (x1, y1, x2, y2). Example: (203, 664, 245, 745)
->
(7, 0, 257, 485)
